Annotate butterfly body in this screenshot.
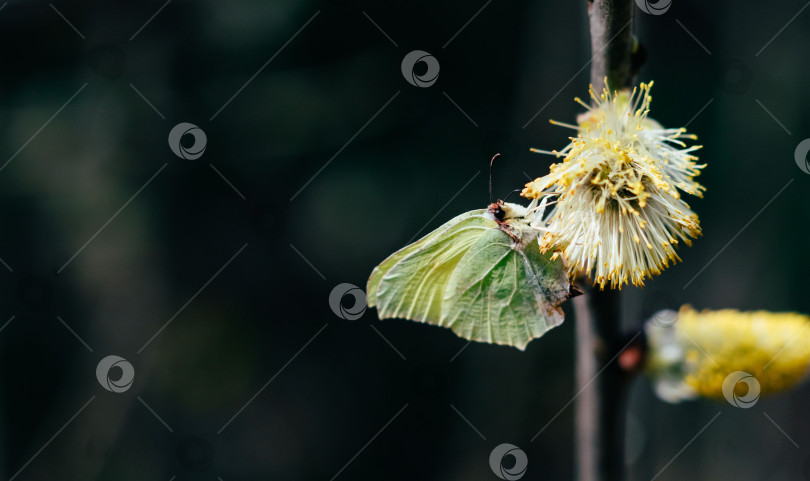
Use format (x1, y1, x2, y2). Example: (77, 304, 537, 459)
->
(486, 201, 539, 245)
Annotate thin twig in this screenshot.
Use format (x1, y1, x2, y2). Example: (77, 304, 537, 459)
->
(576, 1, 636, 481)
(588, 0, 635, 92)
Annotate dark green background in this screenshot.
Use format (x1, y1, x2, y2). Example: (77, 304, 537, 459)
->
(0, 0, 808, 480)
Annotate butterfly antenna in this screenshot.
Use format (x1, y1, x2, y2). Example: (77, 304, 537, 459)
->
(502, 188, 522, 203)
(489, 153, 501, 203)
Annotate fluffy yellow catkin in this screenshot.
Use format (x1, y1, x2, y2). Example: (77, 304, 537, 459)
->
(523, 82, 704, 289)
(646, 306, 810, 403)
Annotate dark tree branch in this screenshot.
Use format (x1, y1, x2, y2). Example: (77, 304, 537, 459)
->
(576, 1, 636, 481)
(575, 288, 629, 481)
(588, 0, 635, 92)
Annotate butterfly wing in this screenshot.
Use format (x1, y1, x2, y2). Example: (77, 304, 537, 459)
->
(368, 208, 570, 350)
(440, 226, 569, 350)
(368, 210, 491, 322)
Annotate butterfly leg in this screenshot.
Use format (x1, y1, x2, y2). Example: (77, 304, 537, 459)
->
(498, 224, 521, 244)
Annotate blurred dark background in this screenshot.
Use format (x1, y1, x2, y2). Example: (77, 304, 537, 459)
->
(0, 0, 808, 480)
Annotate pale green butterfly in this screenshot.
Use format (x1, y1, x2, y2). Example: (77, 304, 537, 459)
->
(367, 160, 575, 350)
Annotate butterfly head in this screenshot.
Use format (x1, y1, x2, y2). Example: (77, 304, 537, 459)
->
(487, 201, 529, 223)
(488, 201, 507, 221)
